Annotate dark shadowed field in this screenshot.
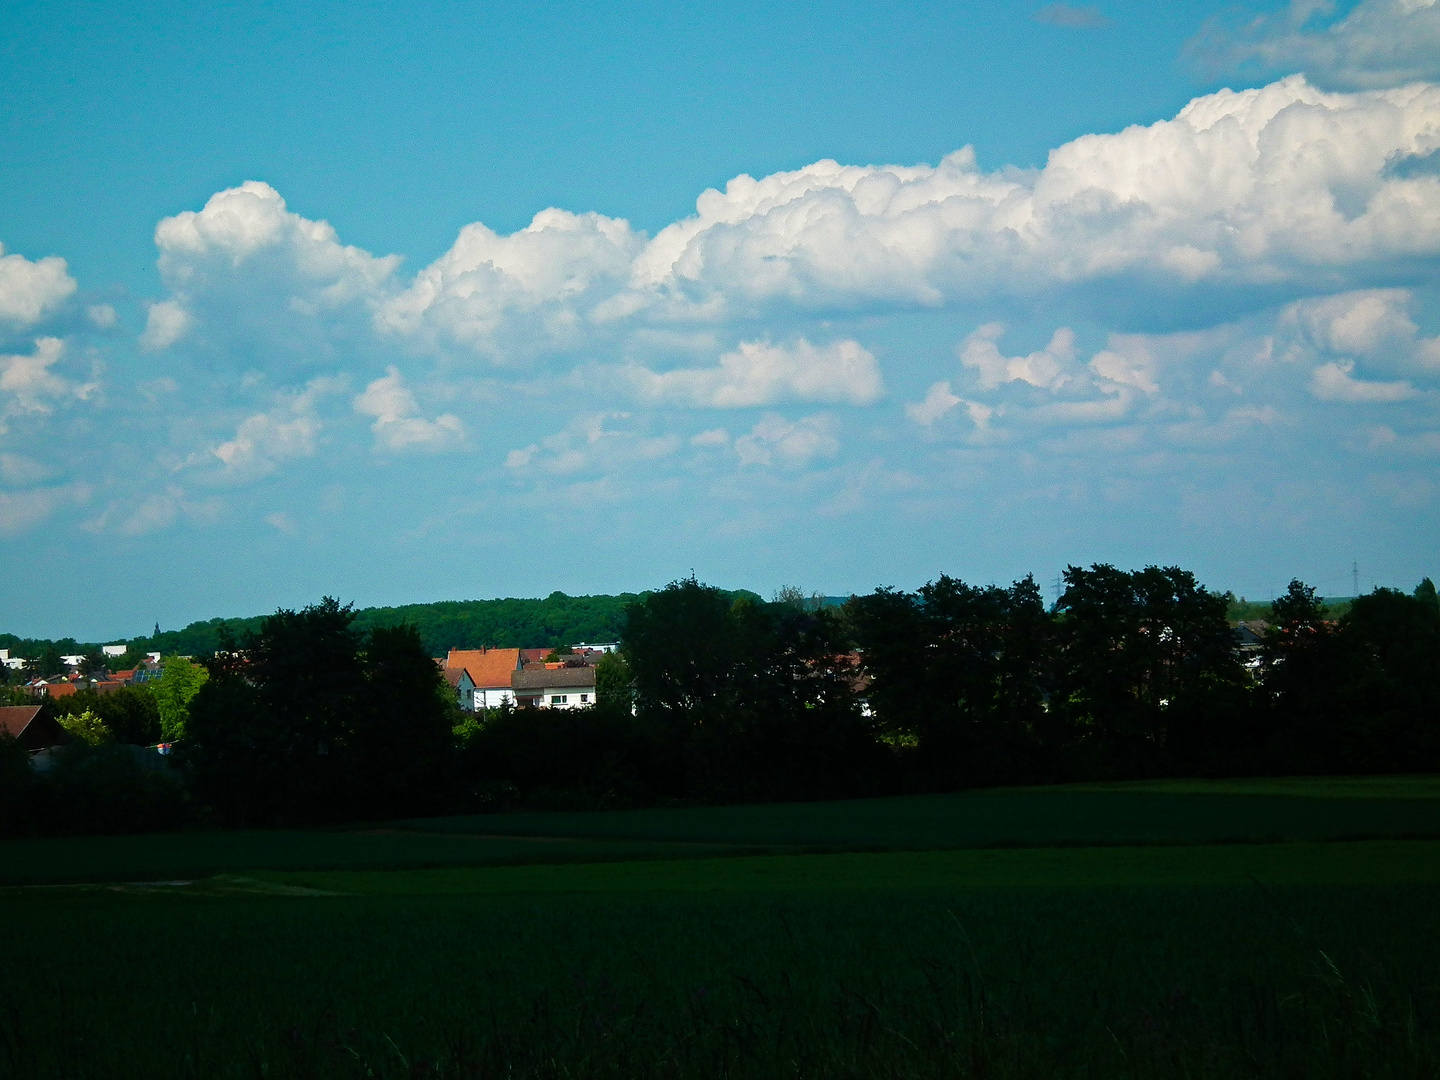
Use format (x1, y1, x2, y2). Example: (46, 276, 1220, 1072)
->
(4, 777, 1439, 1078)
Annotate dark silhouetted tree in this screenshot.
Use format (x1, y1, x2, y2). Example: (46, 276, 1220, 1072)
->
(1054, 565, 1243, 777)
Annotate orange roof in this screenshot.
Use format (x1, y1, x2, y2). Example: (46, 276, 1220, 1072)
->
(445, 648, 521, 688)
(46, 683, 77, 698)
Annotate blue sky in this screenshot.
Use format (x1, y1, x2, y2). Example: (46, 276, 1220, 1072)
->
(2, 0, 1439, 639)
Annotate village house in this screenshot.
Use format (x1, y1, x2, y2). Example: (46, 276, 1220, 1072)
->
(444, 647, 522, 710)
(1234, 621, 1267, 671)
(0, 705, 67, 751)
(444, 666, 478, 711)
(28, 679, 78, 699)
(513, 666, 597, 709)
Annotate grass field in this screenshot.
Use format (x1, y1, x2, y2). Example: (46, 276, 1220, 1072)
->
(3, 777, 1439, 1078)
(7, 774, 1440, 887)
(401, 774, 1440, 849)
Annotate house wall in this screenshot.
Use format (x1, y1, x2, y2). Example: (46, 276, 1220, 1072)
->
(452, 675, 477, 712)
(535, 684, 595, 709)
(474, 687, 516, 710)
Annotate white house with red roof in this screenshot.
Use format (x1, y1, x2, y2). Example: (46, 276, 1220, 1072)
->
(445, 647, 522, 710)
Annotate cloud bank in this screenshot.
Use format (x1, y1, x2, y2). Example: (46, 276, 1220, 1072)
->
(140, 75, 1440, 375)
(1, 69, 1436, 614)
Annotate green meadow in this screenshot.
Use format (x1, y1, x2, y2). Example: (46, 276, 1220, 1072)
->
(4, 777, 1440, 1077)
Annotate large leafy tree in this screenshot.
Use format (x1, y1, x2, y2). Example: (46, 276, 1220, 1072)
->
(153, 655, 209, 740)
(186, 598, 460, 825)
(43, 685, 161, 745)
(848, 575, 1053, 786)
(593, 650, 634, 715)
(1260, 579, 1354, 772)
(1304, 579, 1440, 772)
(1054, 564, 1243, 775)
(624, 577, 744, 725)
(35, 645, 64, 678)
(623, 578, 874, 800)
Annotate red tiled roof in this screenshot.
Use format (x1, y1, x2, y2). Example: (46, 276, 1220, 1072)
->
(0, 705, 42, 739)
(0, 706, 65, 750)
(445, 648, 521, 689)
(46, 683, 77, 698)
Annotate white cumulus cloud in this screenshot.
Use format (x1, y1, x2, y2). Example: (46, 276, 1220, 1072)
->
(140, 300, 193, 351)
(149, 182, 401, 369)
(155, 182, 398, 295)
(691, 427, 730, 446)
(631, 338, 883, 407)
(504, 413, 680, 476)
(906, 381, 963, 426)
(627, 76, 1440, 312)
(354, 367, 464, 452)
(379, 209, 643, 359)
(1284, 288, 1417, 355)
(956, 323, 1161, 417)
(734, 414, 840, 467)
(209, 378, 341, 481)
(0, 243, 76, 326)
(213, 411, 321, 479)
(961, 324, 1077, 390)
(1310, 360, 1420, 401)
(1280, 288, 1440, 377)
(141, 76, 1440, 377)
(0, 337, 97, 431)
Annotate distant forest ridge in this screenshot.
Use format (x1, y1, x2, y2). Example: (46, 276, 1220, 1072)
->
(0, 589, 1351, 659)
(2, 590, 751, 659)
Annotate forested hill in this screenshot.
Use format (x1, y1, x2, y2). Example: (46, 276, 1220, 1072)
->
(352, 594, 646, 655)
(1, 592, 664, 660)
(0, 588, 1354, 662)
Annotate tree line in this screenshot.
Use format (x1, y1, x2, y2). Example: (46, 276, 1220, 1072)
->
(1, 591, 666, 678)
(3, 567, 1436, 835)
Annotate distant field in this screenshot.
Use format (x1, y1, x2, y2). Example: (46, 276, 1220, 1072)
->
(6, 775, 1440, 887)
(0, 828, 752, 887)
(1059, 775, 1440, 798)
(245, 839, 1440, 895)
(4, 777, 1439, 1077)
(403, 774, 1440, 850)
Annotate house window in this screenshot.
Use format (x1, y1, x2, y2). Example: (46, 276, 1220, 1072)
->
(580, 694, 588, 703)
(551, 694, 567, 704)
